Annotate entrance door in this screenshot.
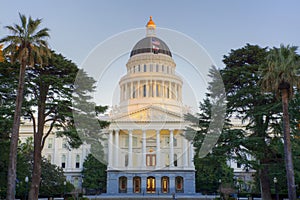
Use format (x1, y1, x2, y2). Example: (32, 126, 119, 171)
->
(133, 176, 141, 193)
(147, 176, 156, 193)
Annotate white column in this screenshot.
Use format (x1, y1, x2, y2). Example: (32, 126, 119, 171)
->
(189, 141, 195, 167)
(169, 130, 174, 167)
(138, 80, 140, 98)
(128, 130, 133, 167)
(114, 130, 119, 167)
(125, 83, 128, 100)
(142, 130, 147, 167)
(183, 137, 188, 167)
(169, 81, 171, 99)
(108, 130, 113, 168)
(156, 130, 160, 168)
(130, 82, 133, 98)
(154, 80, 157, 97)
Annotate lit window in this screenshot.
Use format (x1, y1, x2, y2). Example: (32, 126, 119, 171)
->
(146, 154, 156, 166)
(161, 177, 169, 193)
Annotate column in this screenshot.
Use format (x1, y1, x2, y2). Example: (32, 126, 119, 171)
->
(169, 130, 174, 167)
(169, 81, 171, 99)
(128, 130, 133, 167)
(125, 83, 128, 100)
(183, 137, 188, 167)
(154, 80, 157, 97)
(130, 81, 133, 98)
(138, 80, 140, 98)
(156, 130, 161, 168)
(142, 130, 146, 167)
(108, 130, 113, 168)
(114, 130, 119, 167)
(189, 141, 195, 167)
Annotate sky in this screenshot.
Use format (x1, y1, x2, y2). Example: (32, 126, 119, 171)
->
(1, 0, 300, 110)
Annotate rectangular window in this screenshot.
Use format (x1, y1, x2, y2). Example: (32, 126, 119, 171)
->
(146, 154, 156, 166)
(173, 137, 177, 147)
(164, 136, 170, 145)
(62, 139, 68, 149)
(143, 85, 146, 97)
(138, 65, 140, 72)
(150, 64, 153, 72)
(156, 64, 159, 72)
(133, 136, 138, 147)
(48, 138, 53, 149)
(124, 135, 129, 147)
(144, 64, 147, 72)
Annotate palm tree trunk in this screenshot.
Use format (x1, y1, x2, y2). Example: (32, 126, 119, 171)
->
(281, 88, 297, 200)
(6, 61, 26, 200)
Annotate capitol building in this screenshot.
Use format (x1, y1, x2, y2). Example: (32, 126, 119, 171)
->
(106, 16, 196, 195)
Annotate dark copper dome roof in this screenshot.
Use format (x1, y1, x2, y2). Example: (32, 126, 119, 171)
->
(130, 36, 172, 57)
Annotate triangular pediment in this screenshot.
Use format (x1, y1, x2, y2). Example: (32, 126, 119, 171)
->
(110, 105, 184, 122)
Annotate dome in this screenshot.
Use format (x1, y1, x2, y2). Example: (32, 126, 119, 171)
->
(130, 36, 172, 57)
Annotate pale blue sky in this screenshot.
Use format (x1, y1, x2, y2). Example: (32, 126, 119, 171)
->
(1, 0, 300, 109)
(1, 0, 300, 68)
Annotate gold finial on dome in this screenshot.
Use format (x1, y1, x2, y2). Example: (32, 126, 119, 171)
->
(146, 16, 156, 29)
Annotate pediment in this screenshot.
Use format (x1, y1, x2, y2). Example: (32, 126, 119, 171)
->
(110, 105, 184, 122)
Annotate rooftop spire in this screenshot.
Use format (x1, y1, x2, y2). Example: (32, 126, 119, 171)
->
(146, 16, 156, 37)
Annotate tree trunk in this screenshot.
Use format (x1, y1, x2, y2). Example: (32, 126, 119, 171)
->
(6, 62, 26, 200)
(259, 162, 272, 200)
(28, 84, 48, 200)
(281, 88, 297, 200)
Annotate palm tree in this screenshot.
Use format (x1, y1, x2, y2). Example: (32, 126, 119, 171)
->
(0, 13, 50, 200)
(260, 44, 300, 200)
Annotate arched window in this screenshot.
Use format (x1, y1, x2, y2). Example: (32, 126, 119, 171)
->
(161, 176, 169, 193)
(75, 155, 80, 168)
(61, 155, 66, 168)
(119, 176, 127, 193)
(125, 154, 128, 167)
(133, 176, 141, 193)
(147, 176, 156, 193)
(175, 176, 184, 193)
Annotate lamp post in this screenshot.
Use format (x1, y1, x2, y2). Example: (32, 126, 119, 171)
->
(218, 179, 222, 199)
(274, 177, 279, 200)
(63, 181, 66, 198)
(25, 176, 29, 200)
